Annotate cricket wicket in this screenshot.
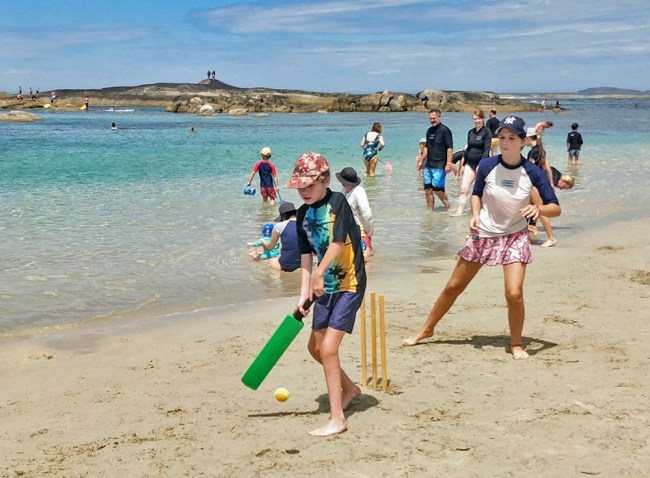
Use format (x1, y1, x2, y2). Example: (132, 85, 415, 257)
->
(360, 292, 388, 391)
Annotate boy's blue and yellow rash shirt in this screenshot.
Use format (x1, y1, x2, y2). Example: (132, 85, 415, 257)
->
(296, 189, 366, 294)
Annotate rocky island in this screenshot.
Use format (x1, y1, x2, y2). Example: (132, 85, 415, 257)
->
(0, 78, 537, 117)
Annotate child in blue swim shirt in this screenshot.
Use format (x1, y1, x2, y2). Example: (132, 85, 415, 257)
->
(247, 223, 280, 260)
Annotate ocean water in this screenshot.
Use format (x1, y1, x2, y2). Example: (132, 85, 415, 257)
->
(2, 98, 649, 336)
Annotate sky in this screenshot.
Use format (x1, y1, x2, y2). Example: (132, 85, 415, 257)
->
(2, 0, 649, 95)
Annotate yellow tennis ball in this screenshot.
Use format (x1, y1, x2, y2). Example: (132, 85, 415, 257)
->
(274, 387, 290, 402)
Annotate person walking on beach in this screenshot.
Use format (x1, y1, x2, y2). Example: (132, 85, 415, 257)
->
(50, 91, 57, 105)
(417, 109, 453, 211)
(360, 123, 385, 177)
(84, 97, 89, 110)
(246, 146, 280, 205)
(567, 123, 583, 167)
(287, 152, 366, 437)
(336, 167, 374, 258)
(486, 109, 500, 155)
(403, 116, 561, 360)
(451, 109, 492, 217)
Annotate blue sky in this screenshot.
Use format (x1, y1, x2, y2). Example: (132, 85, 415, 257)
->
(2, 0, 649, 94)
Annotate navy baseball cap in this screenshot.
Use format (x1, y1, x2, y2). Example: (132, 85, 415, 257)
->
(495, 116, 527, 136)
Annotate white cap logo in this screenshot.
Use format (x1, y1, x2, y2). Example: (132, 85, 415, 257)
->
(504, 116, 516, 124)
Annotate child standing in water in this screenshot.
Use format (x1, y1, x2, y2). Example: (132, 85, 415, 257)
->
(246, 146, 280, 205)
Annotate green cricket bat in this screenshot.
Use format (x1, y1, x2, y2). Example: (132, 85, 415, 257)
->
(241, 299, 313, 390)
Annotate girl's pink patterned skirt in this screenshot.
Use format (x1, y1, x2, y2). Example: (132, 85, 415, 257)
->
(459, 228, 532, 266)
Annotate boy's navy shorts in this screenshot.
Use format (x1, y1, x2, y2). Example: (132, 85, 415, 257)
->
(312, 289, 365, 334)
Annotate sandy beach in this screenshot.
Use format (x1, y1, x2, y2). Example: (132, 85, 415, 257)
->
(1, 217, 649, 477)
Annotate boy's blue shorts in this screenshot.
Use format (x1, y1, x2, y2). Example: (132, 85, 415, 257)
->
(312, 289, 365, 334)
(423, 167, 446, 191)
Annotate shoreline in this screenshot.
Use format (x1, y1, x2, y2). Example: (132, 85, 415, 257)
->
(2, 204, 648, 343)
(1, 216, 649, 476)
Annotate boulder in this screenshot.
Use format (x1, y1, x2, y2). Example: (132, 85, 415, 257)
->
(0, 110, 42, 122)
(228, 108, 247, 116)
(198, 104, 215, 116)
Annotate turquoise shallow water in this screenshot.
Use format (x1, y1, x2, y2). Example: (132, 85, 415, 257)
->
(1, 99, 649, 335)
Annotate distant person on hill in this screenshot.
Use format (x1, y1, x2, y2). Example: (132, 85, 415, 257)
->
(246, 146, 280, 205)
(566, 123, 583, 167)
(486, 109, 500, 155)
(211, 70, 216, 79)
(207, 70, 211, 80)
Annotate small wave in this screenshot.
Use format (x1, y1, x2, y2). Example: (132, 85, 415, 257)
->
(115, 109, 135, 113)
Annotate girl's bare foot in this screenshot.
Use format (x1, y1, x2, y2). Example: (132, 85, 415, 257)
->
(402, 330, 433, 346)
(511, 344, 529, 360)
(309, 418, 347, 437)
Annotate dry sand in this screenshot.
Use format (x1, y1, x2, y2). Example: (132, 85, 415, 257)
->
(1, 218, 649, 477)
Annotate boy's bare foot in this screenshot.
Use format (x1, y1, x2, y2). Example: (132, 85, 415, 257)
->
(511, 344, 529, 360)
(402, 331, 433, 346)
(309, 418, 347, 437)
(342, 385, 361, 410)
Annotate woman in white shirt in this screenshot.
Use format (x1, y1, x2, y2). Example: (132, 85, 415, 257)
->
(336, 167, 374, 257)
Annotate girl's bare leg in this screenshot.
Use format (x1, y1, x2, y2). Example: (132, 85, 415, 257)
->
(503, 262, 529, 360)
(403, 259, 482, 345)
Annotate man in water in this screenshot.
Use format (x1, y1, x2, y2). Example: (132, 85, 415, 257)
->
(486, 109, 500, 155)
(417, 110, 453, 211)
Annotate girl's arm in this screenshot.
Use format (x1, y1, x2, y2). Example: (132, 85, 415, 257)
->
(526, 187, 561, 220)
(469, 195, 482, 234)
(483, 130, 492, 157)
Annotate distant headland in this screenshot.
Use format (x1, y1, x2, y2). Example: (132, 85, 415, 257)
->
(0, 78, 538, 115)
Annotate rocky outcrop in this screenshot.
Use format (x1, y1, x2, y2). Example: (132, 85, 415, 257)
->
(0, 79, 538, 114)
(0, 110, 42, 122)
